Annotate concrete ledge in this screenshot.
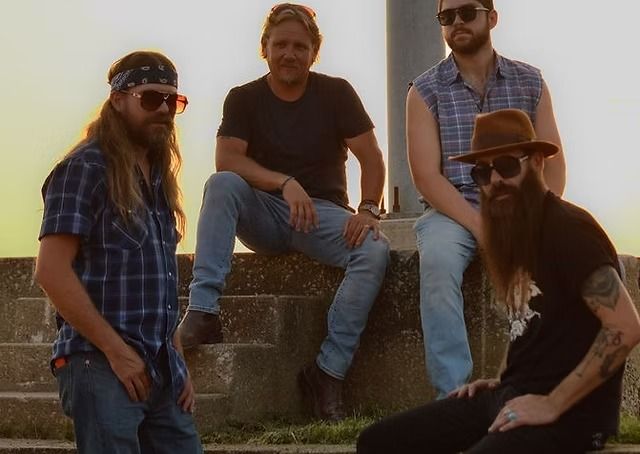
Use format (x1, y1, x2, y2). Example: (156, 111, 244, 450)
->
(0, 254, 638, 417)
(0, 392, 230, 440)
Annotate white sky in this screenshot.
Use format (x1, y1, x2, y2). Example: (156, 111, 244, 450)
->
(1, 1, 639, 257)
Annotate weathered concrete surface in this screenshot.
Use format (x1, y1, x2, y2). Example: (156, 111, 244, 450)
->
(379, 217, 416, 251)
(0, 253, 639, 421)
(0, 391, 229, 440)
(0, 343, 277, 396)
(621, 256, 640, 416)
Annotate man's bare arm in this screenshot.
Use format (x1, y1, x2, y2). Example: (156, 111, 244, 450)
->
(406, 86, 482, 241)
(534, 81, 566, 196)
(216, 136, 289, 191)
(35, 234, 152, 402)
(345, 129, 385, 205)
(216, 136, 318, 232)
(491, 265, 640, 432)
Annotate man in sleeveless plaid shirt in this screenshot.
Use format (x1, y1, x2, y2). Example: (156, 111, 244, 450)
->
(406, 0, 566, 398)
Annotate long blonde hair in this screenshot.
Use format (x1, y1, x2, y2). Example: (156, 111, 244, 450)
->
(65, 51, 186, 239)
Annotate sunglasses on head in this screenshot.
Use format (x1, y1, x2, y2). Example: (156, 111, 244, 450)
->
(436, 5, 490, 26)
(121, 90, 188, 114)
(470, 154, 529, 186)
(270, 3, 316, 18)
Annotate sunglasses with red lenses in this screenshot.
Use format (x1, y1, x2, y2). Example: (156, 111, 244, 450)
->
(436, 5, 490, 26)
(470, 155, 529, 186)
(121, 90, 188, 114)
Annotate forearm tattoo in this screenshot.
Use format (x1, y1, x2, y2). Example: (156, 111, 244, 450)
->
(576, 328, 628, 379)
(582, 265, 620, 312)
(576, 266, 630, 379)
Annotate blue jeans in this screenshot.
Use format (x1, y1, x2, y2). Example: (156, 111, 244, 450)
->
(188, 171, 390, 379)
(414, 208, 477, 398)
(55, 351, 202, 454)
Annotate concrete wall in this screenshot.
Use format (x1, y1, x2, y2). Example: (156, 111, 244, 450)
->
(1, 254, 639, 417)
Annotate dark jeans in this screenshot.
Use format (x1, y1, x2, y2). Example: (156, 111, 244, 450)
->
(55, 350, 202, 454)
(357, 386, 603, 454)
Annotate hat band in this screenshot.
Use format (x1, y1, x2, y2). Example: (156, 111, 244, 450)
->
(472, 133, 533, 151)
(109, 65, 178, 92)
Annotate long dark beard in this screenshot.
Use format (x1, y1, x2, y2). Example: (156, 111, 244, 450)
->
(480, 169, 547, 311)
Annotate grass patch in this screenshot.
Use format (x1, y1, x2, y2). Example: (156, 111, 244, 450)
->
(613, 414, 640, 444)
(201, 416, 376, 445)
(202, 413, 640, 446)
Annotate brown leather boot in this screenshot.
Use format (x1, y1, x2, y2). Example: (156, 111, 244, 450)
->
(298, 363, 346, 422)
(178, 311, 223, 349)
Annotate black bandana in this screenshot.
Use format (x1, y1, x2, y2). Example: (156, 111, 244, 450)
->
(109, 65, 178, 92)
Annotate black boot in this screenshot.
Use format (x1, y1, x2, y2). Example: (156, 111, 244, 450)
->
(298, 363, 346, 421)
(178, 311, 223, 349)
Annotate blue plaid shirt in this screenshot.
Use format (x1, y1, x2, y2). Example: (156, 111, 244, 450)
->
(413, 52, 543, 206)
(39, 142, 187, 396)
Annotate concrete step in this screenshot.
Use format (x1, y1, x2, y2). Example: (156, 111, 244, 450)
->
(0, 299, 56, 344)
(0, 392, 229, 440)
(0, 295, 322, 346)
(0, 440, 638, 454)
(0, 343, 279, 395)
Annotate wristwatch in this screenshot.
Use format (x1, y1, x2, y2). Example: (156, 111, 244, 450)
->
(358, 201, 381, 220)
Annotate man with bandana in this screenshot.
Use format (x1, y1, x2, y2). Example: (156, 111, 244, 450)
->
(178, 3, 389, 421)
(357, 109, 640, 453)
(407, 0, 566, 399)
(35, 51, 202, 453)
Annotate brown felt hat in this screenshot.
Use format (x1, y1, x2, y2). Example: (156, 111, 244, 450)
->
(449, 109, 559, 164)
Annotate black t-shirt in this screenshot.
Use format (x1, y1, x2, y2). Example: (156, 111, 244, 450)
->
(217, 72, 374, 209)
(500, 192, 622, 436)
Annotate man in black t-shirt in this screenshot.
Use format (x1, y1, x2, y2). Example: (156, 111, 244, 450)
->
(178, 3, 389, 421)
(357, 109, 640, 453)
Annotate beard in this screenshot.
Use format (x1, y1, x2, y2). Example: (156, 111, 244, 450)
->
(480, 168, 547, 309)
(124, 113, 174, 151)
(445, 24, 491, 55)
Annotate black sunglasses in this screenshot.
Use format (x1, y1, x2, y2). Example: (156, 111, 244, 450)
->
(436, 5, 490, 26)
(121, 90, 188, 114)
(470, 155, 529, 186)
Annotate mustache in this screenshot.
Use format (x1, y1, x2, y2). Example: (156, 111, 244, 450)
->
(452, 26, 472, 36)
(144, 115, 174, 127)
(488, 183, 518, 201)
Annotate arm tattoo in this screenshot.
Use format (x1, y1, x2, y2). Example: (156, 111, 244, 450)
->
(582, 265, 620, 312)
(600, 345, 630, 379)
(576, 327, 627, 379)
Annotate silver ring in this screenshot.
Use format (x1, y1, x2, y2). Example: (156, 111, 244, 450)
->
(506, 410, 518, 422)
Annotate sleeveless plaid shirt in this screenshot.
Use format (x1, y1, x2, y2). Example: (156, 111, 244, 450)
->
(413, 53, 543, 206)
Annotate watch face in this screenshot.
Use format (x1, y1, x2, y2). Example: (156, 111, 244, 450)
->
(359, 204, 380, 218)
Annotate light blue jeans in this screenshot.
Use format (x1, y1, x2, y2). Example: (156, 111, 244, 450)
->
(414, 208, 477, 398)
(188, 171, 390, 379)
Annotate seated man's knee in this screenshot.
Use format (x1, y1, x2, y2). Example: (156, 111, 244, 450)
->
(204, 171, 247, 192)
(203, 171, 252, 204)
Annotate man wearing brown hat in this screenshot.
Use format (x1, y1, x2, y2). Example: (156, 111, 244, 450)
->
(357, 109, 640, 453)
